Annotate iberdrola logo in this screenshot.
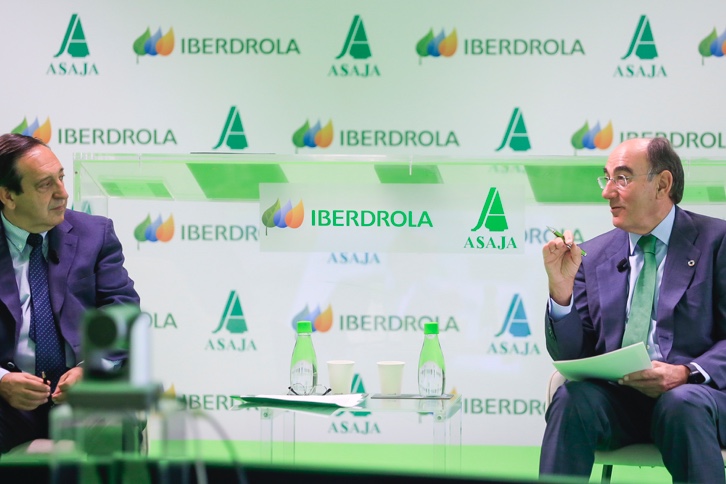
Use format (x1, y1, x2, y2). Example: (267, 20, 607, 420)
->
(54, 14, 89, 58)
(336, 15, 371, 59)
(292, 119, 333, 151)
(12, 117, 52, 144)
(495, 294, 531, 338)
(134, 214, 174, 246)
(496, 108, 530, 152)
(571, 120, 613, 152)
(290, 304, 333, 333)
(213, 106, 248, 150)
(261, 199, 304, 235)
(698, 27, 726, 64)
(471, 188, 508, 232)
(416, 28, 457, 63)
(133, 26, 174, 62)
(622, 15, 658, 60)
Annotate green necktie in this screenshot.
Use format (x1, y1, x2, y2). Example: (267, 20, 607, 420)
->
(622, 235, 657, 348)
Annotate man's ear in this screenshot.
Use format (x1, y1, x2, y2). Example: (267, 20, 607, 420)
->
(0, 187, 15, 209)
(657, 170, 673, 199)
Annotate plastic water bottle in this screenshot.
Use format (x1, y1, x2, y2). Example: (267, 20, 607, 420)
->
(290, 321, 317, 394)
(418, 322, 445, 396)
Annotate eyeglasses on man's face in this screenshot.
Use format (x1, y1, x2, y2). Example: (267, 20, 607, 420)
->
(597, 172, 652, 190)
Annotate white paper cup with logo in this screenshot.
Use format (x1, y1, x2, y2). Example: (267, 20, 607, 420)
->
(377, 361, 405, 395)
(327, 360, 355, 394)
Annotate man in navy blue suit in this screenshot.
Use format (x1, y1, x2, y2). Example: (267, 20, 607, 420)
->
(540, 137, 726, 483)
(0, 133, 139, 453)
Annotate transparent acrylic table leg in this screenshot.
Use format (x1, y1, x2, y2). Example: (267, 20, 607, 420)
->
(259, 407, 296, 464)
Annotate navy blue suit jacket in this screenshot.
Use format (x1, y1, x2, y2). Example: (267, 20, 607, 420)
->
(545, 206, 726, 388)
(0, 210, 139, 370)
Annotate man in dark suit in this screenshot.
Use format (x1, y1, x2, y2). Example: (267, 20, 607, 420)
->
(539, 137, 726, 483)
(0, 133, 139, 453)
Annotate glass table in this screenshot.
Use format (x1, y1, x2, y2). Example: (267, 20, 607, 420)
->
(237, 394, 462, 473)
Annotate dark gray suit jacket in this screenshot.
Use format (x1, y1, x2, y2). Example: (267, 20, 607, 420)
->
(545, 206, 726, 388)
(0, 209, 139, 371)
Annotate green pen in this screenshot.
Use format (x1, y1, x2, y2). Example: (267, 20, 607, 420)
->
(547, 226, 587, 256)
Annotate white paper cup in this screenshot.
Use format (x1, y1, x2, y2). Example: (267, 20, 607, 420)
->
(377, 361, 405, 395)
(327, 360, 355, 394)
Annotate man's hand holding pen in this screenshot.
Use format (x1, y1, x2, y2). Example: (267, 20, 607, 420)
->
(0, 372, 51, 411)
(543, 228, 584, 306)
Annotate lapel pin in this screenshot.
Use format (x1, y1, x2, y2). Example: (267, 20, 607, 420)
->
(688, 260, 695, 267)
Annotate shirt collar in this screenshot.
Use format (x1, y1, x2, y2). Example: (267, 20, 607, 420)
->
(628, 205, 676, 255)
(1, 211, 47, 251)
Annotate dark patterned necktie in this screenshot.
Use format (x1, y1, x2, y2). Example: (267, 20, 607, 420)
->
(27, 233, 65, 391)
(622, 234, 657, 348)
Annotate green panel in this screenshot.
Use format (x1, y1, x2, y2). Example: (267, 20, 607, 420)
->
(525, 165, 604, 203)
(101, 180, 172, 199)
(374, 164, 443, 184)
(683, 185, 726, 203)
(186, 163, 288, 200)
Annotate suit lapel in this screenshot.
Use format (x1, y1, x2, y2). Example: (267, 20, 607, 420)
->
(595, 231, 630, 352)
(0, 224, 22, 333)
(657, 208, 699, 357)
(48, 219, 77, 317)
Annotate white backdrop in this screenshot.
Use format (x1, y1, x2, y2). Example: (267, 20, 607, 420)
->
(3, 0, 726, 445)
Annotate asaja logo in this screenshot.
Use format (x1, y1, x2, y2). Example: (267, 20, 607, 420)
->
(261, 199, 304, 235)
(466, 187, 517, 251)
(327, 252, 380, 265)
(495, 294, 530, 337)
(290, 304, 333, 333)
(134, 214, 174, 246)
(416, 28, 457, 63)
(329, 374, 380, 434)
(496, 108, 530, 152)
(213, 106, 248, 150)
(487, 294, 540, 356)
(207, 291, 257, 352)
(698, 27, 726, 63)
(12, 117, 51, 144)
(48, 14, 98, 76)
(133, 27, 174, 61)
(571, 120, 613, 152)
(329, 15, 380, 77)
(614, 15, 666, 78)
(471, 188, 508, 232)
(292, 119, 333, 151)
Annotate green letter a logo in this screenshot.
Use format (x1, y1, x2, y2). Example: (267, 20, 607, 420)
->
(621, 15, 658, 60)
(212, 291, 248, 334)
(335, 15, 372, 59)
(495, 107, 530, 152)
(471, 187, 508, 232)
(54, 14, 90, 58)
(213, 106, 248, 150)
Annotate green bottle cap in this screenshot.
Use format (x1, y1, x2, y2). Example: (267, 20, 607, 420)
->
(297, 321, 313, 333)
(423, 322, 439, 334)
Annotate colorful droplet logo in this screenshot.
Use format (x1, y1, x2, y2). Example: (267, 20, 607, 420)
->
(134, 214, 174, 244)
(291, 304, 333, 333)
(292, 120, 333, 150)
(261, 199, 304, 235)
(698, 27, 726, 62)
(571, 121, 613, 151)
(416, 28, 457, 62)
(133, 27, 174, 59)
(11, 117, 52, 144)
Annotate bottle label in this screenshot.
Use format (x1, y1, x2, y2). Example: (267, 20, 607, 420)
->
(418, 361, 444, 396)
(290, 360, 315, 394)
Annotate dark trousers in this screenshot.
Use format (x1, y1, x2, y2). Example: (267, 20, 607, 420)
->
(540, 380, 726, 483)
(0, 397, 51, 454)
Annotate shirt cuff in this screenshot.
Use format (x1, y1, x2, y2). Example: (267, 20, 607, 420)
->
(549, 296, 574, 322)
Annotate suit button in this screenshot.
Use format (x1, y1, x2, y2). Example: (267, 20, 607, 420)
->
(7, 362, 16, 370)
